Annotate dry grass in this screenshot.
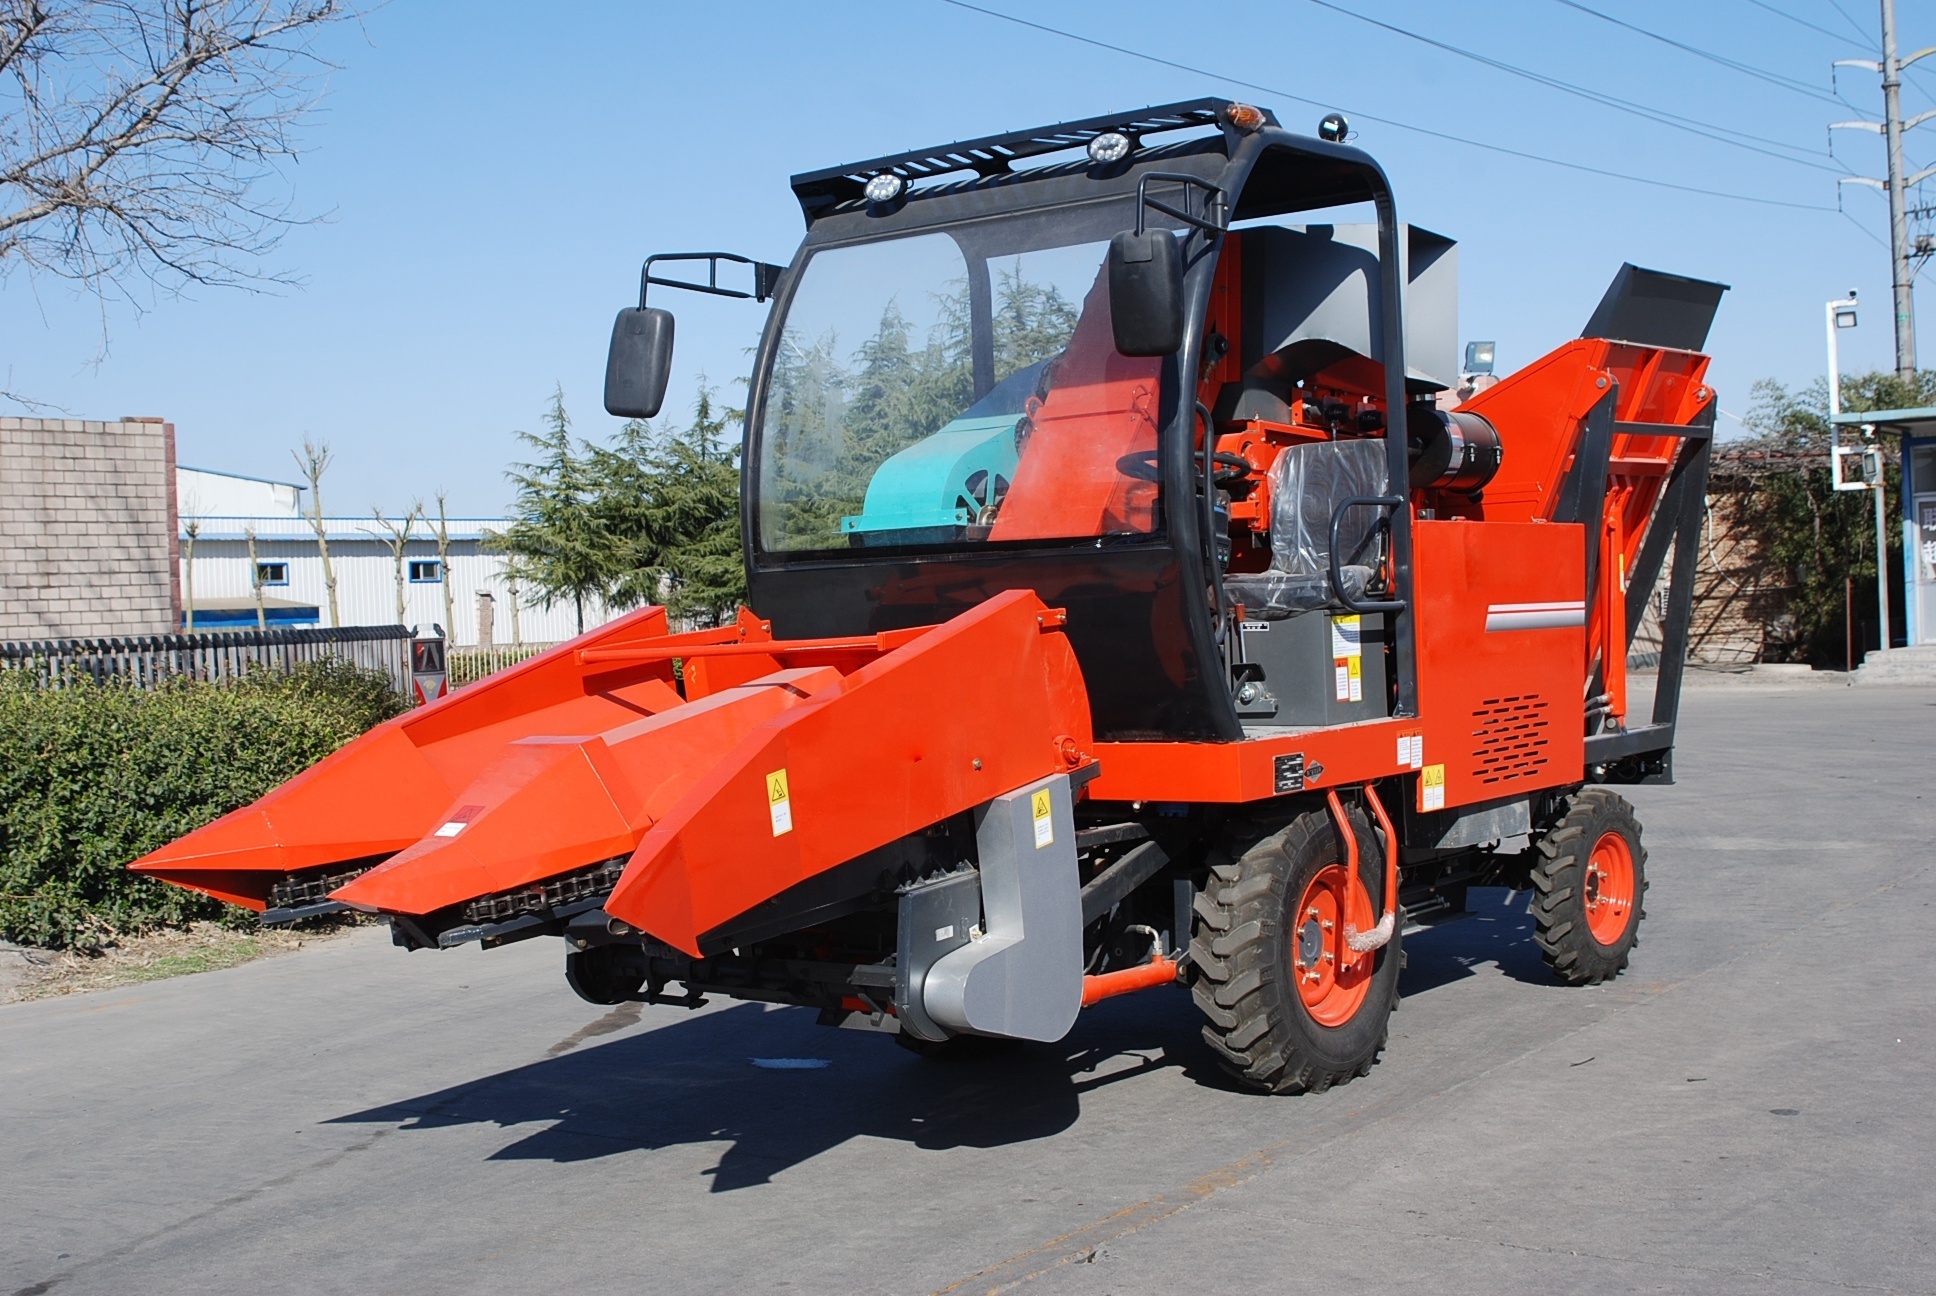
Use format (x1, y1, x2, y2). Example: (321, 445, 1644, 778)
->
(0, 920, 359, 1003)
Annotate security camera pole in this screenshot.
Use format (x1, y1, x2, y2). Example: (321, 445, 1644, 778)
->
(1827, 291, 1893, 655)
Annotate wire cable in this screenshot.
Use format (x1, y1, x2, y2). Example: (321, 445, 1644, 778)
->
(1303, 0, 1842, 172)
(1823, 0, 1874, 45)
(1548, 0, 1851, 104)
(1739, 0, 1868, 45)
(936, 0, 1840, 212)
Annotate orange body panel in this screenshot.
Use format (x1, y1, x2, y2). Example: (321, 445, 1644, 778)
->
(329, 665, 847, 919)
(1411, 520, 1586, 809)
(129, 605, 690, 906)
(605, 590, 1092, 955)
(1457, 339, 1712, 728)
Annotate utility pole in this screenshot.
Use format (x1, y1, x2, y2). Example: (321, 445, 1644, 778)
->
(1882, 0, 1916, 377)
(1832, 2, 1936, 377)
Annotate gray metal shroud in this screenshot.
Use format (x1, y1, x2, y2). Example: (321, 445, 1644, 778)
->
(923, 773, 1084, 1042)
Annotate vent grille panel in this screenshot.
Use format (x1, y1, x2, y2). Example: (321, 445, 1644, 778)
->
(1470, 694, 1553, 785)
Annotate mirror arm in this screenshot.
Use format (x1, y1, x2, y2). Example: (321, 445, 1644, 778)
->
(1134, 173, 1227, 237)
(639, 252, 785, 308)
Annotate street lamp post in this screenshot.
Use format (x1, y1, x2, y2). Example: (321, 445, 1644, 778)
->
(1826, 292, 1894, 656)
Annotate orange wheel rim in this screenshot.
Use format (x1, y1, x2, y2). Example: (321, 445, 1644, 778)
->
(1290, 862, 1377, 1027)
(1583, 830, 1636, 946)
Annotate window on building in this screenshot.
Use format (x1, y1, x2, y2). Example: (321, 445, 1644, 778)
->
(409, 559, 443, 583)
(256, 561, 289, 586)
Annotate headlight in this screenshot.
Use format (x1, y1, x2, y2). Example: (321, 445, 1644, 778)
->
(864, 173, 906, 204)
(1087, 131, 1132, 164)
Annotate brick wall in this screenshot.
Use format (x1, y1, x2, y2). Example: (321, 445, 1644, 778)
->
(0, 417, 178, 640)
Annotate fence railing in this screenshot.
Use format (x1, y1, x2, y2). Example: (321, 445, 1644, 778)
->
(448, 642, 559, 688)
(0, 625, 416, 696)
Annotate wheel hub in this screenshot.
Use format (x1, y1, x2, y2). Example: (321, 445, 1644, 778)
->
(1297, 915, 1324, 969)
(1289, 862, 1376, 1027)
(1582, 829, 1636, 947)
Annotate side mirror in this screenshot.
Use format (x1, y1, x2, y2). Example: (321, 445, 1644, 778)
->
(1107, 229, 1185, 357)
(604, 307, 674, 418)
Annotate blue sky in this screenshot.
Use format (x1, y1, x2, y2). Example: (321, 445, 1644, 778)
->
(2, 0, 1929, 515)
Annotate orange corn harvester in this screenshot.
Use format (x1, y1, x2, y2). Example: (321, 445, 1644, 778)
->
(134, 102, 1725, 1093)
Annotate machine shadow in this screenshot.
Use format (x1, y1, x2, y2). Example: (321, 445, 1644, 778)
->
(1398, 886, 1552, 995)
(330, 988, 1209, 1191)
(333, 894, 1558, 1190)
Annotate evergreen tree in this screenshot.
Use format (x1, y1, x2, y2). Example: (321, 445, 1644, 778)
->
(492, 385, 608, 634)
(591, 382, 747, 628)
(992, 260, 1079, 381)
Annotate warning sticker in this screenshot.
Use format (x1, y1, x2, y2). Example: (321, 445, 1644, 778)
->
(1330, 614, 1362, 658)
(432, 804, 483, 838)
(1420, 763, 1446, 812)
(1331, 615, 1363, 703)
(1395, 733, 1423, 770)
(766, 769, 793, 836)
(1031, 788, 1054, 849)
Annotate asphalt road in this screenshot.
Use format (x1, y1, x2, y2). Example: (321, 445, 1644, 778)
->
(4, 681, 1933, 1296)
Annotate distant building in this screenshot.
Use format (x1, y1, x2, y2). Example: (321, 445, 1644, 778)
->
(178, 467, 601, 646)
(0, 418, 611, 647)
(0, 416, 179, 641)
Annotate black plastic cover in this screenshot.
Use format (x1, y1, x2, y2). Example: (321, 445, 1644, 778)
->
(1108, 229, 1185, 356)
(604, 306, 674, 419)
(1582, 263, 1729, 352)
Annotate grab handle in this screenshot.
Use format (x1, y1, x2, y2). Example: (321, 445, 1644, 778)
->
(1329, 495, 1407, 614)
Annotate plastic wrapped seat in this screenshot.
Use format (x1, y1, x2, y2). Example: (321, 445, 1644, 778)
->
(1224, 437, 1390, 620)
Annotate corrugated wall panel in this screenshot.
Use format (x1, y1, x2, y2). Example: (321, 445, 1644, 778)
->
(182, 538, 617, 645)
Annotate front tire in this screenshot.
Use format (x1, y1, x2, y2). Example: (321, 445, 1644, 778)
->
(1190, 805, 1402, 1094)
(1530, 788, 1648, 985)
(566, 944, 645, 1005)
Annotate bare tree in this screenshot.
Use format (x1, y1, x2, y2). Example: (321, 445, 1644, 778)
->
(0, 0, 356, 304)
(179, 513, 199, 631)
(291, 435, 337, 626)
(366, 501, 420, 627)
(427, 489, 454, 641)
(243, 522, 264, 629)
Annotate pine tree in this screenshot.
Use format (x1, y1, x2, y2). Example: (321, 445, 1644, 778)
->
(590, 381, 746, 628)
(492, 385, 608, 635)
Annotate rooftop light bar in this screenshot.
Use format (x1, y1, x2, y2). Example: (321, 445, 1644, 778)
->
(790, 98, 1278, 217)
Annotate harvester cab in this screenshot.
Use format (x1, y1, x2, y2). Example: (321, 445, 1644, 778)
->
(133, 100, 1725, 1094)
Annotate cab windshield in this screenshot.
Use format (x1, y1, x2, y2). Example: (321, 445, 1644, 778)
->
(754, 208, 1169, 555)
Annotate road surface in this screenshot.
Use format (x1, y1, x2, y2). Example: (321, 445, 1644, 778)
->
(3, 681, 1932, 1295)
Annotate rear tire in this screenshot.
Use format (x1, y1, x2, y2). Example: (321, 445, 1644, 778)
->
(1530, 788, 1647, 985)
(1190, 805, 1402, 1094)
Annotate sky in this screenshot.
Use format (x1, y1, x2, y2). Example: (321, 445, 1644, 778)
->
(3, 0, 1931, 516)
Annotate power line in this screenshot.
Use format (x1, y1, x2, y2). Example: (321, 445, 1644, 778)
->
(1739, 0, 1869, 46)
(1304, 0, 1842, 172)
(1548, 0, 1850, 104)
(1838, 206, 1936, 285)
(1823, 0, 1875, 45)
(936, 0, 1840, 212)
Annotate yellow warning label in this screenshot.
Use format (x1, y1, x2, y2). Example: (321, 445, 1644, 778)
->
(1031, 788, 1054, 849)
(766, 768, 793, 836)
(1420, 763, 1446, 813)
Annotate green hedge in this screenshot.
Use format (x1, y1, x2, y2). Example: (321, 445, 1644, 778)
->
(0, 660, 405, 951)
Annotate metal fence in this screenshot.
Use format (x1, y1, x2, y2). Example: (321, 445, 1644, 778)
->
(447, 642, 559, 688)
(0, 624, 416, 696)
